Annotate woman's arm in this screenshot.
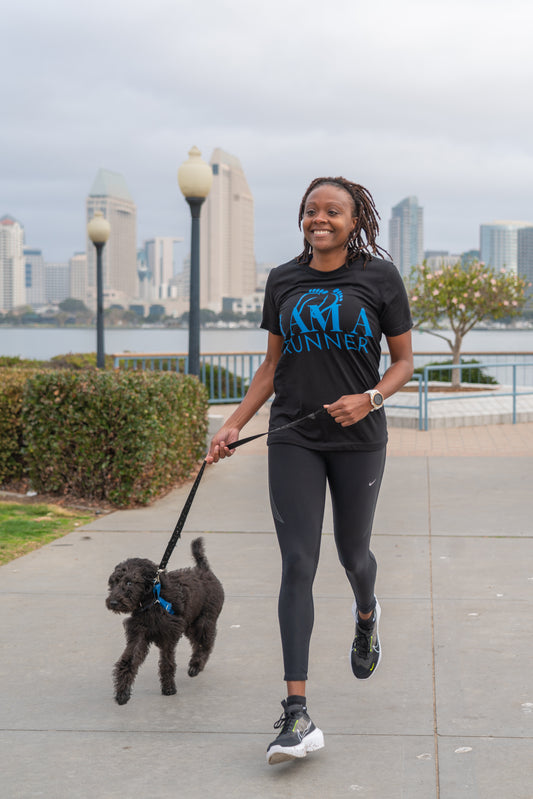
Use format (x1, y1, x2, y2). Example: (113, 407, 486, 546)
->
(326, 330, 414, 427)
(205, 332, 284, 462)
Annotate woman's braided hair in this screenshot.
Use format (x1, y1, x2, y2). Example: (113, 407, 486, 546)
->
(296, 176, 390, 266)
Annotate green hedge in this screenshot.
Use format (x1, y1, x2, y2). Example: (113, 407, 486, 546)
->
(0, 369, 41, 485)
(20, 371, 208, 506)
(414, 359, 498, 385)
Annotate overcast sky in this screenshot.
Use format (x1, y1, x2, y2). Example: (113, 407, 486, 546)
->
(3, 0, 532, 267)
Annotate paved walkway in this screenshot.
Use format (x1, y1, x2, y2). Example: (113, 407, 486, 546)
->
(0, 408, 532, 798)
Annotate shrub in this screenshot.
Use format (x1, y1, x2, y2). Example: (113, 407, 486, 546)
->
(0, 353, 115, 371)
(0, 369, 41, 484)
(49, 352, 115, 370)
(414, 359, 498, 385)
(22, 371, 208, 506)
(0, 356, 45, 369)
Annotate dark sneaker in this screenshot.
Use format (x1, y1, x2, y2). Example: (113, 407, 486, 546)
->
(266, 700, 325, 765)
(351, 599, 381, 679)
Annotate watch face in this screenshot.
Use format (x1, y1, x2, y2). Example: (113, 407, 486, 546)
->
(373, 392, 384, 408)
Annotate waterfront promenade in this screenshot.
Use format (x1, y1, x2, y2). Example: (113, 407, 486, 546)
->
(0, 406, 531, 798)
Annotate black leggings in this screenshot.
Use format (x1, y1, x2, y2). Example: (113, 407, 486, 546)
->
(268, 443, 386, 682)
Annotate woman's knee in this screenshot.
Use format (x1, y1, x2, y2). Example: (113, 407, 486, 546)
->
(281, 552, 318, 588)
(340, 550, 376, 580)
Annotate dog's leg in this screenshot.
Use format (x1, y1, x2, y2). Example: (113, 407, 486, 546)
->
(158, 641, 179, 696)
(186, 615, 217, 677)
(113, 627, 151, 705)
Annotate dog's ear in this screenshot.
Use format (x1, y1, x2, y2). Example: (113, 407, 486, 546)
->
(138, 562, 158, 592)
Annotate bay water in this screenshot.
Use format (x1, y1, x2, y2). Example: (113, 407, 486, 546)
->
(1, 326, 533, 361)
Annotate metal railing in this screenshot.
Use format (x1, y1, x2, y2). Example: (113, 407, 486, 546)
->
(113, 351, 533, 430)
(113, 351, 265, 403)
(418, 361, 533, 430)
(385, 373, 424, 430)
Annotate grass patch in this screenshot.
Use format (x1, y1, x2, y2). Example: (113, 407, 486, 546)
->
(0, 502, 96, 565)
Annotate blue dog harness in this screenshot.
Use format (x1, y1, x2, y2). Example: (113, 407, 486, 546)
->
(152, 581, 175, 615)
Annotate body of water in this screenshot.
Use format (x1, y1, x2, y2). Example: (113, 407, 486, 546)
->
(1, 325, 532, 361)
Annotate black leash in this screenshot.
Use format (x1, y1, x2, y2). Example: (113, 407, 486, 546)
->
(154, 406, 326, 579)
(156, 460, 207, 576)
(225, 406, 326, 450)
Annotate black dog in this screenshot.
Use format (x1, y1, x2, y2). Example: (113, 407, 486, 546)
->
(106, 537, 224, 705)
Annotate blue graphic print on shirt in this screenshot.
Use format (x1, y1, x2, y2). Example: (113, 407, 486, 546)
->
(279, 288, 373, 355)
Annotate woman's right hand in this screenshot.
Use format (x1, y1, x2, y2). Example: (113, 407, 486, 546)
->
(205, 425, 241, 464)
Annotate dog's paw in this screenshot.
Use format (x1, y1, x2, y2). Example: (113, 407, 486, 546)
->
(115, 690, 131, 705)
(188, 663, 201, 677)
(161, 685, 177, 696)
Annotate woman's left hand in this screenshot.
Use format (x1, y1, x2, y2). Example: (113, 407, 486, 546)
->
(324, 394, 372, 427)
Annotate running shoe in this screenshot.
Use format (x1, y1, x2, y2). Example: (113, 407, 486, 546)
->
(351, 598, 381, 679)
(266, 700, 325, 765)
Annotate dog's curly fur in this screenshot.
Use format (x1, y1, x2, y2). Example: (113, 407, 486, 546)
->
(106, 537, 224, 705)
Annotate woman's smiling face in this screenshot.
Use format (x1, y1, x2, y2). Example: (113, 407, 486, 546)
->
(302, 184, 357, 257)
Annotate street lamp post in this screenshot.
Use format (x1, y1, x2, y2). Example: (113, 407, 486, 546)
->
(87, 210, 111, 369)
(177, 146, 213, 377)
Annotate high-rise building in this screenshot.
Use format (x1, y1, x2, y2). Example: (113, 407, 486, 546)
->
(69, 253, 88, 304)
(479, 221, 533, 273)
(199, 148, 255, 311)
(137, 248, 151, 301)
(0, 215, 25, 312)
(517, 227, 533, 310)
(24, 248, 46, 306)
(44, 262, 70, 304)
(144, 237, 183, 299)
(388, 196, 424, 277)
(86, 170, 137, 305)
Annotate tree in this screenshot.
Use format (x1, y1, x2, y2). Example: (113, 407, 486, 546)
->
(59, 298, 89, 314)
(407, 260, 528, 387)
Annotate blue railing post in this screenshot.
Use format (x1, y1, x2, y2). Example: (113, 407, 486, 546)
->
(424, 366, 429, 431)
(417, 374, 423, 431)
(513, 364, 517, 424)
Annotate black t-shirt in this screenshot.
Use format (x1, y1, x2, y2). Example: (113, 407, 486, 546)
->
(261, 255, 412, 451)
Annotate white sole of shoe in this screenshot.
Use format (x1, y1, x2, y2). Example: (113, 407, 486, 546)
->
(351, 598, 382, 677)
(266, 727, 325, 765)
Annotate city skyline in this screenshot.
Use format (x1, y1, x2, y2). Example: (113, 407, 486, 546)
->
(3, 188, 533, 314)
(7, 168, 530, 272)
(5, 178, 532, 279)
(3, 0, 532, 270)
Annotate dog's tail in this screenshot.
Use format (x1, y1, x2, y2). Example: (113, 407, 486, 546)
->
(191, 537, 211, 571)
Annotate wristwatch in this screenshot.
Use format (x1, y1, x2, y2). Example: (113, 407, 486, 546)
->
(365, 389, 384, 411)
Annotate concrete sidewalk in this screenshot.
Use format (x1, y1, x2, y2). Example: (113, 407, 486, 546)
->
(0, 409, 532, 798)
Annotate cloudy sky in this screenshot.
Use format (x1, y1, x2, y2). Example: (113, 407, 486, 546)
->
(3, 0, 532, 267)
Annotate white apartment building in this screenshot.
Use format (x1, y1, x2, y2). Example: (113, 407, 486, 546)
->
(517, 227, 533, 310)
(0, 215, 25, 312)
(480, 221, 533, 273)
(199, 149, 255, 311)
(44, 262, 70, 304)
(424, 253, 463, 271)
(144, 237, 184, 300)
(86, 170, 137, 306)
(24, 248, 46, 306)
(69, 252, 88, 304)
